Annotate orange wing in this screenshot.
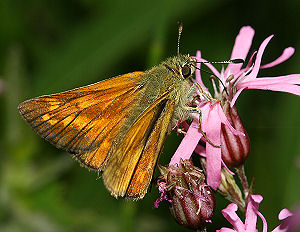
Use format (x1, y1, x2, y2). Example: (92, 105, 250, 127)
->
(18, 72, 145, 170)
(102, 98, 175, 199)
(19, 71, 176, 200)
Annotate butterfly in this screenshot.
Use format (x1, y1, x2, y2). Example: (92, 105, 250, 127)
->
(18, 53, 201, 200)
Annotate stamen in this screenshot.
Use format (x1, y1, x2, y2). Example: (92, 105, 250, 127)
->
(226, 74, 234, 83)
(210, 75, 218, 97)
(209, 75, 217, 81)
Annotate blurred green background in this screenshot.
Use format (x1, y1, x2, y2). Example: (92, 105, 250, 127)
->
(0, 0, 299, 231)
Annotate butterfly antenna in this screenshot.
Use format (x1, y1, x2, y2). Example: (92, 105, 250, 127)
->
(193, 59, 244, 95)
(177, 21, 183, 55)
(195, 59, 244, 64)
(194, 66, 228, 95)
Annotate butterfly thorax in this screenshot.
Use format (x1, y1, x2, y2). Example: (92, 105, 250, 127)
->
(139, 54, 197, 130)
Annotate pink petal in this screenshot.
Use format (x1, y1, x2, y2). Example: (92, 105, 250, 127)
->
(230, 87, 246, 107)
(226, 26, 255, 75)
(246, 35, 274, 80)
(201, 103, 222, 189)
(285, 204, 300, 231)
(195, 57, 222, 79)
(195, 144, 235, 175)
(271, 209, 293, 232)
(279, 208, 293, 220)
(257, 211, 268, 232)
(221, 203, 245, 231)
(194, 144, 235, 177)
(206, 143, 222, 190)
(241, 74, 300, 85)
(261, 47, 295, 69)
(169, 118, 202, 165)
(232, 74, 300, 106)
(245, 195, 264, 232)
(238, 82, 300, 96)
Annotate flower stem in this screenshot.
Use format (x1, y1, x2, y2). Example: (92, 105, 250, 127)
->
(236, 165, 249, 203)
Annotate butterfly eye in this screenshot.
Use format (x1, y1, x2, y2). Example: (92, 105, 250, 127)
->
(181, 65, 191, 78)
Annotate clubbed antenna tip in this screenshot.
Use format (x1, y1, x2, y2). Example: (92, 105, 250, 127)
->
(229, 58, 244, 64)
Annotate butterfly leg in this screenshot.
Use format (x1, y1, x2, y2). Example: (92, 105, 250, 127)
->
(182, 105, 220, 148)
(194, 82, 219, 101)
(197, 109, 221, 148)
(183, 84, 221, 147)
(187, 82, 218, 103)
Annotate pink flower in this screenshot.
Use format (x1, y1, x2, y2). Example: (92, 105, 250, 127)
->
(218, 195, 299, 232)
(272, 205, 300, 232)
(272, 208, 293, 232)
(217, 195, 267, 232)
(170, 101, 243, 189)
(197, 26, 300, 106)
(169, 26, 300, 189)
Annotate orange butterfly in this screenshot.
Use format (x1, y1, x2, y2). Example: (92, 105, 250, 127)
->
(18, 54, 200, 200)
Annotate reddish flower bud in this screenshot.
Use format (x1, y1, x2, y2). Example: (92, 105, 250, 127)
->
(221, 101, 250, 167)
(156, 160, 215, 231)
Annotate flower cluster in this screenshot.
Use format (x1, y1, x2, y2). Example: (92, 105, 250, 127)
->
(155, 26, 300, 231)
(172, 26, 300, 189)
(218, 195, 299, 232)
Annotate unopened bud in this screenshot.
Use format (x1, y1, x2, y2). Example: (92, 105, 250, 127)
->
(221, 101, 250, 167)
(156, 160, 215, 231)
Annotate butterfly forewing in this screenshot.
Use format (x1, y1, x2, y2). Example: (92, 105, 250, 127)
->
(18, 72, 145, 168)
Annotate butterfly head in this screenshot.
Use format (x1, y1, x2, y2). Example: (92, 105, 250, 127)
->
(162, 54, 197, 80)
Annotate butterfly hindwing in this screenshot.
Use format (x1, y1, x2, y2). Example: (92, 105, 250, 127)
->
(125, 100, 175, 199)
(102, 94, 175, 199)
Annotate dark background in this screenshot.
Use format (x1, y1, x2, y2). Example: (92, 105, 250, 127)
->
(0, 0, 299, 231)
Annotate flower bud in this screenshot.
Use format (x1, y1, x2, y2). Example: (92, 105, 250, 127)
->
(157, 160, 215, 230)
(221, 101, 250, 167)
